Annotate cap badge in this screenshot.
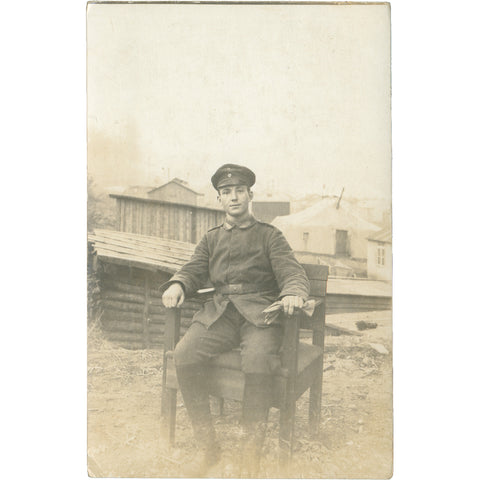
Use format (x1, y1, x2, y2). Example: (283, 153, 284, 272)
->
(227, 173, 232, 177)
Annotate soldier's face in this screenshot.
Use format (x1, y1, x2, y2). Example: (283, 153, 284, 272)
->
(217, 184, 253, 217)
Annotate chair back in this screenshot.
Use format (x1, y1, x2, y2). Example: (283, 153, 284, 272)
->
(301, 263, 328, 297)
(299, 263, 328, 331)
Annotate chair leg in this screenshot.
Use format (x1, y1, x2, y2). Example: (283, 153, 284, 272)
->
(308, 376, 323, 436)
(278, 394, 295, 467)
(309, 353, 325, 436)
(166, 387, 177, 446)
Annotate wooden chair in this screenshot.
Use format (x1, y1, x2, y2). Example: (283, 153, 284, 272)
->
(161, 264, 328, 462)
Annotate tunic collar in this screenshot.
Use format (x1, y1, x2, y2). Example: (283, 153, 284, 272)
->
(223, 215, 257, 230)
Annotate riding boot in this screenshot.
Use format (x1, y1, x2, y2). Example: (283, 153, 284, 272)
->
(240, 374, 273, 478)
(176, 364, 220, 477)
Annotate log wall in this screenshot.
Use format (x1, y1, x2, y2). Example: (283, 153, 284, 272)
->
(95, 261, 202, 349)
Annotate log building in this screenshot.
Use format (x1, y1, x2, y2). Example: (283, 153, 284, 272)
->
(88, 229, 391, 349)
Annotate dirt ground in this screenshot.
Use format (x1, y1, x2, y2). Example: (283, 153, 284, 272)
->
(87, 311, 392, 479)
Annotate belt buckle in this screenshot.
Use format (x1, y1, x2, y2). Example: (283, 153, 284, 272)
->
(231, 284, 241, 293)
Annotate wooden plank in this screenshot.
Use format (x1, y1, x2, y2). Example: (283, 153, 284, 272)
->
(150, 204, 156, 238)
(102, 310, 182, 327)
(101, 280, 145, 295)
(105, 330, 143, 342)
(103, 290, 144, 303)
(157, 206, 164, 238)
(96, 252, 178, 274)
(104, 332, 165, 348)
(101, 272, 170, 292)
(327, 278, 392, 297)
(136, 202, 141, 234)
(101, 299, 170, 318)
(169, 208, 175, 241)
(122, 199, 127, 231)
(176, 208, 182, 241)
(101, 319, 163, 334)
(324, 323, 361, 336)
(100, 263, 148, 282)
(102, 300, 144, 313)
(105, 339, 146, 350)
(125, 201, 131, 232)
(92, 241, 189, 267)
(178, 208, 184, 242)
(326, 293, 392, 314)
(92, 228, 196, 251)
(102, 309, 144, 322)
(115, 199, 121, 230)
(163, 208, 168, 242)
(90, 231, 195, 258)
(102, 306, 193, 325)
(102, 319, 165, 335)
(191, 208, 197, 244)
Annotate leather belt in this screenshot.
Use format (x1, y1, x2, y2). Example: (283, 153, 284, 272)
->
(216, 283, 277, 295)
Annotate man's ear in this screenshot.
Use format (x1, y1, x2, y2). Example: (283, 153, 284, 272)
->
(248, 189, 254, 201)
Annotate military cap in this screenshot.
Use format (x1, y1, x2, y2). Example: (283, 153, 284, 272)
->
(211, 164, 256, 190)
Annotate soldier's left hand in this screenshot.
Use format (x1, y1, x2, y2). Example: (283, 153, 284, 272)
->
(281, 296, 305, 316)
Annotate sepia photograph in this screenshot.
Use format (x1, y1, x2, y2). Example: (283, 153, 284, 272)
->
(86, 2, 392, 477)
(6, 0, 480, 479)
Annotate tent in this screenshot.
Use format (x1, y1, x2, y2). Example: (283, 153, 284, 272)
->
(272, 197, 381, 259)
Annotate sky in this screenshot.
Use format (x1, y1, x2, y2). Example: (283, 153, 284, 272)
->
(87, 3, 391, 201)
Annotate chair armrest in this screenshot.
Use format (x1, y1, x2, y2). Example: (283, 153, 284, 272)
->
(311, 298, 326, 347)
(279, 297, 326, 376)
(164, 307, 181, 352)
(163, 287, 212, 352)
(280, 310, 303, 378)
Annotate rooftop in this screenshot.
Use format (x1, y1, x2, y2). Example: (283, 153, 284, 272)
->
(88, 229, 195, 274)
(368, 226, 392, 243)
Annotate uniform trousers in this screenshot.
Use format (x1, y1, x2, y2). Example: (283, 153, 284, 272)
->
(174, 301, 283, 375)
(174, 302, 283, 432)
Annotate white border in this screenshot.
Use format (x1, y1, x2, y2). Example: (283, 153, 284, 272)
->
(3, 1, 480, 478)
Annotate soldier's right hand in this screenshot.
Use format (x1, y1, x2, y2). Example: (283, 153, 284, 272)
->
(162, 283, 185, 308)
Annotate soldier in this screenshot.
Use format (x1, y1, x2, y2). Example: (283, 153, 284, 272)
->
(162, 164, 310, 477)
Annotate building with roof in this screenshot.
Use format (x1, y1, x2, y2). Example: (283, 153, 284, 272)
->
(110, 179, 224, 243)
(272, 197, 381, 260)
(147, 178, 204, 206)
(367, 226, 392, 281)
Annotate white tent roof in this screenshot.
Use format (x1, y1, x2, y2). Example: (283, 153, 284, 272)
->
(272, 197, 381, 232)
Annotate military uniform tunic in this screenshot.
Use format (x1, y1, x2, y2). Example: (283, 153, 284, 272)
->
(167, 217, 310, 328)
